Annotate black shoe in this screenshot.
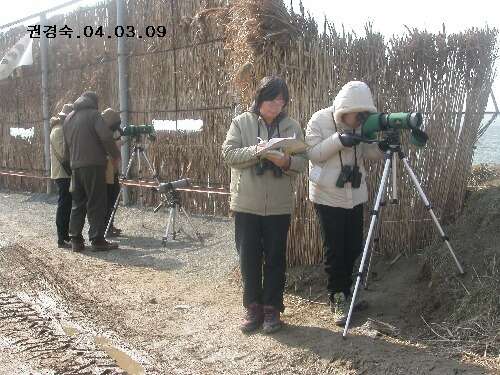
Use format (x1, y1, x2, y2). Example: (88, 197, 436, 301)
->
(91, 239, 119, 251)
(57, 240, 72, 249)
(106, 226, 122, 238)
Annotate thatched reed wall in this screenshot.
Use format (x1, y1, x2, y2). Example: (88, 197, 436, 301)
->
(0, 0, 497, 265)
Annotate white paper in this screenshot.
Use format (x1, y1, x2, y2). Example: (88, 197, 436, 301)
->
(255, 134, 308, 156)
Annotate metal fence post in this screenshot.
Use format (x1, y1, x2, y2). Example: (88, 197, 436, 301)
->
(40, 13, 53, 194)
(117, 0, 130, 204)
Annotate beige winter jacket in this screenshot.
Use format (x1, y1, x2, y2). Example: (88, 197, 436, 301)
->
(306, 81, 384, 208)
(50, 123, 70, 179)
(222, 111, 307, 216)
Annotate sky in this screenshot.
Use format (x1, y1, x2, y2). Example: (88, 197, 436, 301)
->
(0, 0, 499, 110)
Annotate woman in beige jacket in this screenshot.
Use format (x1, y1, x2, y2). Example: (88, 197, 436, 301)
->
(50, 103, 73, 248)
(102, 108, 123, 237)
(222, 76, 307, 334)
(306, 81, 385, 326)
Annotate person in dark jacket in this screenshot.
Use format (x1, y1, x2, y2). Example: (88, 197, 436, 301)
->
(63, 91, 121, 251)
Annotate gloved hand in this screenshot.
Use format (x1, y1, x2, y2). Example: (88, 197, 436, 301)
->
(339, 133, 361, 147)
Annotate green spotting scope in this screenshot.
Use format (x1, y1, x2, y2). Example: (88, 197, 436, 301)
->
(361, 112, 428, 147)
(121, 124, 155, 138)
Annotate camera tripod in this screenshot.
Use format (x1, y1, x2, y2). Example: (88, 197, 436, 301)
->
(342, 130, 465, 338)
(105, 138, 160, 237)
(153, 188, 203, 246)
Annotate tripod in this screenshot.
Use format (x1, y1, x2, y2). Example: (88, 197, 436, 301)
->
(153, 188, 203, 246)
(342, 130, 465, 338)
(105, 137, 159, 237)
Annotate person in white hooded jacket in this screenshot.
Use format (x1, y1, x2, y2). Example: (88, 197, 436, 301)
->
(305, 81, 386, 326)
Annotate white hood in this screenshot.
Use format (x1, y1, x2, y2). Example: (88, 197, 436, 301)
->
(333, 81, 377, 125)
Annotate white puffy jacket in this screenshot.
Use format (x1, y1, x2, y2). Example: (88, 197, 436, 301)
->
(305, 81, 383, 208)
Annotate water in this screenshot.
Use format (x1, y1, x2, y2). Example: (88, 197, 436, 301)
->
(474, 120, 500, 165)
(95, 336, 145, 375)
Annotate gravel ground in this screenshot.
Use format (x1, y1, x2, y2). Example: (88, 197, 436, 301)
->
(0, 190, 496, 374)
(0, 190, 238, 280)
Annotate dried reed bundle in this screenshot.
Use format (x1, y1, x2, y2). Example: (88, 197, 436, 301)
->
(0, 0, 497, 265)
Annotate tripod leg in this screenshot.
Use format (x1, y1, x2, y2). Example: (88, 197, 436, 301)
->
(365, 154, 396, 288)
(400, 158, 465, 275)
(136, 149, 145, 210)
(105, 147, 137, 237)
(364, 210, 383, 290)
(180, 206, 203, 242)
(391, 153, 399, 204)
(141, 152, 160, 185)
(163, 207, 175, 244)
(140, 150, 170, 209)
(343, 155, 392, 338)
(172, 205, 178, 240)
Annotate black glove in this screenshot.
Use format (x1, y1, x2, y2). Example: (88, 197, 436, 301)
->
(339, 133, 361, 147)
(110, 121, 121, 132)
(378, 140, 390, 152)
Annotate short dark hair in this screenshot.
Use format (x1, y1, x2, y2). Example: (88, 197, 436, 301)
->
(250, 76, 289, 114)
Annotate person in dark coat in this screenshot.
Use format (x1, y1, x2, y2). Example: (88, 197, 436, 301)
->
(63, 91, 121, 251)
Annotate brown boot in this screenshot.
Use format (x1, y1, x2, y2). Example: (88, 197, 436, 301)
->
(71, 238, 85, 252)
(240, 303, 263, 333)
(91, 238, 119, 251)
(262, 305, 283, 334)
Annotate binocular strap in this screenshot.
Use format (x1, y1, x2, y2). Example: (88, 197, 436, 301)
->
(332, 113, 358, 172)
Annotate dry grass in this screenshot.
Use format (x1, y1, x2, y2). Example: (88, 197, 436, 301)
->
(416, 177, 500, 360)
(468, 163, 500, 188)
(222, 0, 312, 103)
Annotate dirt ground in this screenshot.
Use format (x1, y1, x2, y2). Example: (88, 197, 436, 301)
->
(0, 189, 498, 374)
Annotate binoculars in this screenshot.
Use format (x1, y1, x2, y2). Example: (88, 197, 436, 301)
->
(336, 165, 362, 188)
(255, 159, 283, 177)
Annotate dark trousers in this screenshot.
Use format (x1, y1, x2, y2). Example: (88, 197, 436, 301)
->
(234, 212, 291, 312)
(314, 203, 364, 297)
(55, 178, 72, 244)
(105, 174, 120, 229)
(69, 166, 107, 242)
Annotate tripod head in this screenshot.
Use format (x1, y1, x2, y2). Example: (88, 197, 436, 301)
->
(152, 178, 191, 212)
(348, 125, 427, 155)
(153, 188, 181, 211)
(118, 124, 157, 150)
